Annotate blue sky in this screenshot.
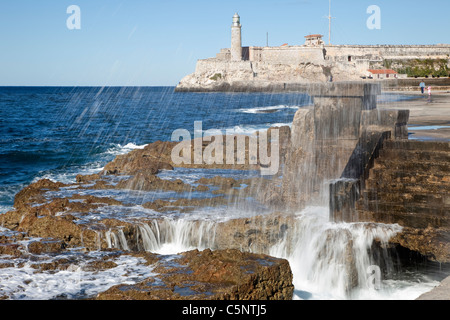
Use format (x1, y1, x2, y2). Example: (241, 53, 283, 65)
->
(0, 0, 449, 86)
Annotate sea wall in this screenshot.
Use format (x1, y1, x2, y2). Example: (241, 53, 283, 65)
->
(325, 45, 450, 62)
(280, 82, 409, 210)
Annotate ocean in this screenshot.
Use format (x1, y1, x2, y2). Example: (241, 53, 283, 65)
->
(0, 86, 309, 214)
(0, 86, 445, 300)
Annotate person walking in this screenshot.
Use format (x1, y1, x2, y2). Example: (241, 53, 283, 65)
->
(420, 81, 426, 94)
(428, 86, 432, 102)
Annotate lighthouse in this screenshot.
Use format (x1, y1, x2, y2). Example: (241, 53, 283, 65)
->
(231, 13, 242, 61)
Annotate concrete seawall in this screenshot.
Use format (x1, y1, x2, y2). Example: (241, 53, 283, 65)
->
(417, 276, 450, 300)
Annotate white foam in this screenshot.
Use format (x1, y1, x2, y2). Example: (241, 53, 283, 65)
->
(31, 162, 105, 185)
(221, 122, 292, 136)
(29, 142, 147, 186)
(0, 253, 155, 300)
(238, 105, 300, 114)
(105, 143, 147, 156)
(0, 205, 13, 215)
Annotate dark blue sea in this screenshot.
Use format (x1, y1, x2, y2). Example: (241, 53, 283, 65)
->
(0, 86, 312, 214)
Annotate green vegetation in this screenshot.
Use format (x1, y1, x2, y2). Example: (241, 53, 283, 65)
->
(209, 73, 222, 81)
(393, 59, 449, 78)
(383, 60, 393, 69)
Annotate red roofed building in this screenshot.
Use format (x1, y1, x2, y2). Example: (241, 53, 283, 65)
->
(304, 34, 324, 47)
(368, 69, 398, 79)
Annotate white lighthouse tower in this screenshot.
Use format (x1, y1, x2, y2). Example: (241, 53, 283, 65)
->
(231, 13, 242, 61)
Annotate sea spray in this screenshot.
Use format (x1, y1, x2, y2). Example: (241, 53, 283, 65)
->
(268, 206, 403, 299)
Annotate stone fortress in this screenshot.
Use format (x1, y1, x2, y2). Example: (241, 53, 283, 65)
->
(176, 13, 450, 91)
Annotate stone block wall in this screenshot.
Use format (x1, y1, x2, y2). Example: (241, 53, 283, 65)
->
(325, 45, 450, 62)
(281, 82, 409, 210)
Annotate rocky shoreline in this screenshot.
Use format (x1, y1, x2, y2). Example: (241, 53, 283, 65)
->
(0, 133, 297, 300)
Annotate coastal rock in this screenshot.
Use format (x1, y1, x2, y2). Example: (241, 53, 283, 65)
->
(96, 249, 294, 300)
(175, 59, 365, 92)
(13, 179, 67, 209)
(142, 197, 227, 213)
(27, 239, 65, 255)
(213, 213, 294, 253)
(0, 243, 22, 257)
(115, 172, 194, 192)
(389, 227, 450, 263)
(101, 138, 265, 175)
(103, 141, 176, 175)
(196, 176, 240, 189)
(76, 173, 101, 184)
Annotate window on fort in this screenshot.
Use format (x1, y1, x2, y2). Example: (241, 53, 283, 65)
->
(348, 56, 352, 62)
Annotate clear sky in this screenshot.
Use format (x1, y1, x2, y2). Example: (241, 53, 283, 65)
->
(1, 0, 449, 86)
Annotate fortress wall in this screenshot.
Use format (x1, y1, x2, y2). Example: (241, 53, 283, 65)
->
(249, 46, 325, 64)
(325, 45, 450, 61)
(194, 59, 254, 81)
(214, 45, 449, 65)
(195, 59, 251, 74)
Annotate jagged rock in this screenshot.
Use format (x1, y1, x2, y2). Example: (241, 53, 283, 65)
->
(0, 243, 22, 257)
(27, 239, 65, 254)
(196, 177, 240, 191)
(115, 172, 194, 192)
(96, 249, 294, 300)
(142, 197, 227, 213)
(389, 227, 450, 263)
(213, 213, 294, 253)
(13, 179, 67, 209)
(76, 173, 101, 183)
(103, 141, 176, 175)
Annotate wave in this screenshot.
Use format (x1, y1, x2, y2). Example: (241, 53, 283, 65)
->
(0, 185, 25, 214)
(0, 204, 13, 215)
(30, 142, 148, 185)
(238, 105, 301, 114)
(31, 162, 105, 185)
(105, 143, 148, 156)
(217, 122, 292, 136)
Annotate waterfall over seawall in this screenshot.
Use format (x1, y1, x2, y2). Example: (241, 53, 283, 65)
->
(100, 205, 430, 300)
(104, 218, 218, 254)
(269, 206, 404, 299)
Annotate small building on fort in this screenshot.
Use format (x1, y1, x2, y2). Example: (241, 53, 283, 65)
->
(304, 34, 324, 47)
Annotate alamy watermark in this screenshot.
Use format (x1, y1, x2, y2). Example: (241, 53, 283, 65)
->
(66, 5, 81, 30)
(367, 265, 382, 290)
(367, 5, 381, 30)
(170, 121, 280, 176)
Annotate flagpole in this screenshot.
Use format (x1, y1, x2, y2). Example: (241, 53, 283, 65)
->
(328, 0, 331, 45)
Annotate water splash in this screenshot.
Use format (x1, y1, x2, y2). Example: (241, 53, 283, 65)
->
(267, 206, 436, 300)
(136, 219, 217, 255)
